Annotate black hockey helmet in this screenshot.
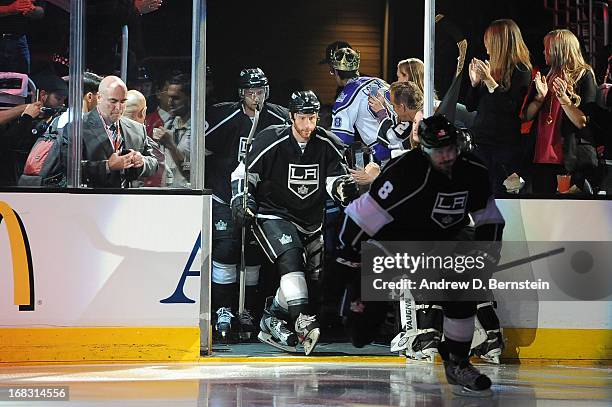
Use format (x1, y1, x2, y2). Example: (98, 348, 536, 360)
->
(238, 68, 268, 89)
(238, 67, 269, 101)
(289, 90, 320, 114)
(418, 115, 458, 149)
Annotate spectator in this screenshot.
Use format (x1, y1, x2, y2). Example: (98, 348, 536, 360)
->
(76, 75, 157, 187)
(85, 1, 161, 76)
(145, 73, 171, 135)
(466, 19, 532, 194)
(330, 47, 391, 163)
(150, 72, 190, 187)
(0, 0, 45, 74)
(369, 80, 423, 155)
(319, 40, 352, 102)
(56, 71, 103, 131)
(124, 87, 165, 187)
(0, 101, 41, 185)
(522, 29, 598, 194)
(123, 88, 147, 123)
(390, 58, 475, 148)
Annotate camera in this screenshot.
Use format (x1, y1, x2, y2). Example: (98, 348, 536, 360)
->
(40, 106, 67, 116)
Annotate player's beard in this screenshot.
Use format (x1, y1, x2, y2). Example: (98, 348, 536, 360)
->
(437, 159, 455, 176)
(298, 128, 313, 139)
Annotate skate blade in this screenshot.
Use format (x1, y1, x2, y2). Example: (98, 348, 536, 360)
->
(481, 349, 501, 364)
(406, 351, 437, 363)
(451, 385, 493, 398)
(257, 331, 298, 353)
(302, 327, 320, 356)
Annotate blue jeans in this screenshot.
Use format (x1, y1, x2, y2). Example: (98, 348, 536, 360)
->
(0, 35, 30, 74)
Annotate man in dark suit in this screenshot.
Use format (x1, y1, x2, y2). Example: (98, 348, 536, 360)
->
(81, 75, 157, 188)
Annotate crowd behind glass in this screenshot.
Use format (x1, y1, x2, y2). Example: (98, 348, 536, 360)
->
(0, 0, 611, 195)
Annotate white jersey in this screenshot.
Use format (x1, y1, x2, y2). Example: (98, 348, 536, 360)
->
(331, 76, 391, 162)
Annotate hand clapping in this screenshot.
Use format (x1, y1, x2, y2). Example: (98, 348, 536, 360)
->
(534, 71, 548, 99)
(468, 58, 481, 87)
(12, 0, 35, 15)
(551, 76, 571, 105)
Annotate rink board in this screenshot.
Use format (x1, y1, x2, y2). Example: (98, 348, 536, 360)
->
(0, 192, 206, 363)
(0, 194, 610, 362)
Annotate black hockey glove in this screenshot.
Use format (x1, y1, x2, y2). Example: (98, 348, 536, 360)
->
(231, 194, 257, 227)
(333, 175, 359, 206)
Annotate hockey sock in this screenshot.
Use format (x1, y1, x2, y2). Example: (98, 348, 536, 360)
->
(245, 286, 258, 313)
(443, 315, 475, 360)
(443, 337, 472, 361)
(476, 302, 500, 331)
(212, 282, 238, 311)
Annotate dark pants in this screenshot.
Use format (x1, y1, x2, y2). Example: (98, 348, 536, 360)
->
(530, 163, 565, 194)
(473, 144, 521, 194)
(0, 35, 30, 74)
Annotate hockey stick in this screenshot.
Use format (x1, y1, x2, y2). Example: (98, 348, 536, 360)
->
(238, 102, 262, 317)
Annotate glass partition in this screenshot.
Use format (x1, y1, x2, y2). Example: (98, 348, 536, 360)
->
(78, 0, 196, 190)
(0, 0, 72, 188)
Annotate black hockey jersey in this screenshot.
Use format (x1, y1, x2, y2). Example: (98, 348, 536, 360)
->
(205, 101, 289, 203)
(340, 148, 504, 247)
(231, 125, 349, 231)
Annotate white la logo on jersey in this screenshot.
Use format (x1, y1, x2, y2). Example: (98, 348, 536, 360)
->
(430, 191, 468, 229)
(287, 163, 319, 199)
(237, 137, 248, 162)
(215, 219, 227, 231)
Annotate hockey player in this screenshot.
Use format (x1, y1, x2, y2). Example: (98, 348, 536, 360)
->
(330, 47, 392, 163)
(205, 68, 289, 341)
(339, 115, 504, 397)
(368, 81, 503, 364)
(230, 91, 358, 355)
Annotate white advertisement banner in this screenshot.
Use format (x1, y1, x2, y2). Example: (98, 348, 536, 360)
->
(0, 193, 204, 327)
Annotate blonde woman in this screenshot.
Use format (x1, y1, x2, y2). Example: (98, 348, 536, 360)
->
(397, 58, 435, 99)
(523, 29, 598, 194)
(393, 58, 474, 149)
(467, 19, 532, 194)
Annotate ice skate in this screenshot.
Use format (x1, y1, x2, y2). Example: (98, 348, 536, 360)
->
(237, 309, 257, 341)
(215, 307, 234, 341)
(294, 313, 320, 356)
(472, 331, 503, 364)
(444, 356, 493, 398)
(257, 298, 298, 352)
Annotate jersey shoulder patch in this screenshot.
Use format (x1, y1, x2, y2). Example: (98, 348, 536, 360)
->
(332, 77, 375, 114)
